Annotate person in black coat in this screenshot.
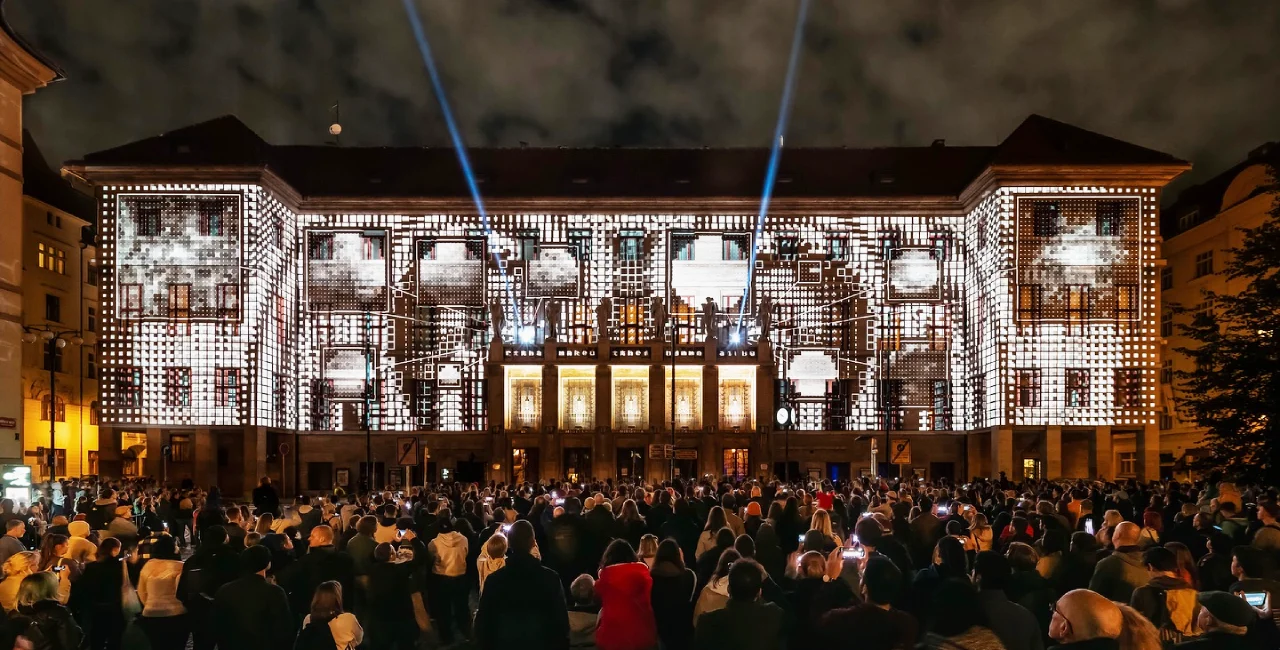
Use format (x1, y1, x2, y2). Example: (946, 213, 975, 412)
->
(661, 499, 702, 572)
(178, 527, 238, 650)
(692, 558, 784, 650)
(279, 524, 355, 629)
(251, 477, 281, 518)
(67, 537, 127, 650)
(474, 520, 569, 650)
(10, 574, 84, 650)
(365, 542, 423, 650)
(788, 552, 857, 649)
(650, 539, 697, 650)
(211, 545, 295, 650)
(545, 498, 591, 591)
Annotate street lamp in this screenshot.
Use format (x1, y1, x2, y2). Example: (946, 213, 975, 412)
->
(22, 325, 83, 480)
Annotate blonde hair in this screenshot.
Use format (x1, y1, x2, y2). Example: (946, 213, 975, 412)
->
(1116, 603, 1162, 650)
(3, 552, 37, 578)
(638, 534, 659, 560)
(484, 533, 508, 559)
(809, 509, 835, 540)
(255, 513, 274, 535)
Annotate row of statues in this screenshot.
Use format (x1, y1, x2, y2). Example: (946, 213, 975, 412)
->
(490, 295, 774, 344)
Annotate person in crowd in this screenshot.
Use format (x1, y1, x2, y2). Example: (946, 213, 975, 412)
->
(1229, 546, 1280, 631)
(743, 502, 764, 539)
(809, 509, 842, 551)
(0, 551, 38, 613)
(910, 496, 946, 569)
(8, 572, 83, 650)
(1175, 592, 1263, 650)
(917, 578, 1007, 650)
(297, 580, 364, 650)
(1006, 541, 1055, 637)
(910, 536, 969, 619)
(696, 507, 729, 559)
(427, 511, 470, 644)
(136, 536, 188, 650)
(973, 551, 1044, 650)
(211, 545, 295, 650)
(1166, 541, 1201, 591)
(595, 538, 657, 650)
(282, 524, 356, 628)
(178, 526, 236, 650)
(1199, 532, 1238, 593)
(692, 559, 784, 650)
(1117, 603, 1164, 650)
(568, 574, 601, 650)
(1138, 511, 1162, 548)
(365, 541, 423, 649)
(650, 538, 696, 650)
(787, 550, 856, 648)
(477, 532, 507, 594)
(69, 537, 127, 650)
(474, 520, 570, 650)
(345, 515, 378, 603)
(1252, 502, 1280, 554)
(695, 528, 736, 590)
(972, 513, 995, 552)
(819, 554, 917, 649)
(614, 500, 647, 551)
(1055, 532, 1102, 594)
(637, 533, 659, 569)
(1090, 521, 1148, 603)
(1048, 589, 1123, 650)
(252, 477, 281, 518)
(0, 520, 27, 566)
(64, 520, 96, 564)
(1128, 546, 1198, 645)
(693, 549, 740, 626)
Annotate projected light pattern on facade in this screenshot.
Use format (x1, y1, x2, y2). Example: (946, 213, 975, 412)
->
(96, 183, 1159, 438)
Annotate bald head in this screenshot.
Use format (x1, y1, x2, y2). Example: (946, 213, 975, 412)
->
(1053, 589, 1122, 643)
(1112, 521, 1140, 548)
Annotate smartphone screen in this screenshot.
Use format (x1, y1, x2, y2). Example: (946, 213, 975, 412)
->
(842, 547, 865, 560)
(797, 534, 806, 543)
(1085, 520, 1095, 535)
(1243, 592, 1268, 608)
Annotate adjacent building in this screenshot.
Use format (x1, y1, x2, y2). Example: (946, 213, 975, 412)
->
(1159, 142, 1278, 477)
(64, 114, 1187, 495)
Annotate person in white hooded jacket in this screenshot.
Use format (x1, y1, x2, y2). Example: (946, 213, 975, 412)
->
(426, 512, 470, 644)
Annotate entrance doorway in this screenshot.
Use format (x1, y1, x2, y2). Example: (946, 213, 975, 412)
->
(511, 448, 539, 485)
(617, 447, 644, 482)
(826, 462, 850, 483)
(722, 448, 749, 481)
(564, 448, 591, 483)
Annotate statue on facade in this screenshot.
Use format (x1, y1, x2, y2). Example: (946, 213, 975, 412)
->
(597, 297, 612, 342)
(758, 295, 773, 340)
(543, 299, 560, 342)
(651, 296, 667, 342)
(702, 297, 719, 341)
(488, 300, 505, 340)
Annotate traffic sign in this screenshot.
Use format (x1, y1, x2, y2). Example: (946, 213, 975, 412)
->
(890, 439, 912, 465)
(397, 437, 420, 466)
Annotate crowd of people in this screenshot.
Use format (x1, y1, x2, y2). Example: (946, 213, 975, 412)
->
(0, 471, 1275, 650)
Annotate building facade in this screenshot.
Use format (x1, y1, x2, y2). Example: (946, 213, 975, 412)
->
(1159, 142, 1278, 477)
(66, 115, 1187, 496)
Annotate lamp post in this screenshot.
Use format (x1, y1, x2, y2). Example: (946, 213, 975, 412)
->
(21, 325, 84, 480)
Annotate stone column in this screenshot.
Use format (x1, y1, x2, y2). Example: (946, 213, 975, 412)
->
(1089, 426, 1113, 480)
(1137, 423, 1160, 482)
(1041, 426, 1063, 480)
(193, 428, 216, 489)
(144, 427, 163, 480)
(541, 365, 556, 433)
(702, 365, 719, 476)
(594, 365, 610, 431)
(966, 432, 984, 481)
(990, 426, 1013, 480)
(243, 427, 265, 498)
(98, 426, 122, 480)
(485, 363, 504, 433)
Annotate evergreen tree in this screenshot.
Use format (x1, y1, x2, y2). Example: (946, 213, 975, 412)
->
(1175, 155, 1280, 485)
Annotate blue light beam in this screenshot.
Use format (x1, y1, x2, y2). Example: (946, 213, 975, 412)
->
(738, 0, 812, 330)
(401, 0, 520, 330)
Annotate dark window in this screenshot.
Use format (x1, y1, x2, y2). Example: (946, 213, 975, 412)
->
(825, 235, 848, 261)
(465, 228, 486, 260)
(45, 294, 61, 322)
(361, 233, 385, 260)
(215, 368, 240, 407)
(1066, 369, 1090, 407)
(87, 307, 96, 332)
(40, 395, 65, 422)
(568, 228, 592, 261)
(1194, 251, 1214, 278)
(169, 433, 192, 462)
(1095, 201, 1122, 236)
(619, 230, 644, 261)
(1161, 360, 1173, 384)
(515, 230, 538, 261)
(1032, 201, 1061, 236)
(777, 232, 799, 261)
(722, 234, 750, 261)
(44, 345, 62, 373)
(929, 230, 952, 260)
(671, 233, 695, 261)
(1161, 311, 1173, 337)
(86, 353, 96, 379)
(166, 367, 191, 407)
(309, 233, 335, 260)
(46, 212, 52, 226)
(216, 284, 240, 320)
(1160, 267, 1172, 291)
(1015, 369, 1041, 408)
(86, 265, 98, 286)
(198, 201, 223, 236)
(1116, 368, 1143, 407)
(137, 205, 162, 236)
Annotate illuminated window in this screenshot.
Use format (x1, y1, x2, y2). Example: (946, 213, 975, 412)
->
(166, 367, 191, 407)
(721, 234, 749, 261)
(40, 395, 66, 422)
(1017, 285, 1043, 321)
(1065, 285, 1088, 333)
(1160, 267, 1173, 291)
(86, 451, 98, 475)
(1194, 250, 1214, 278)
(723, 449, 749, 481)
(1095, 201, 1122, 236)
(568, 228, 592, 261)
(216, 284, 240, 319)
(1032, 201, 1061, 236)
(361, 233, 385, 260)
(137, 205, 162, 236)
(120, 284, 143, 320)
(618, 230, 644, 261)
(514, 229, 538, 261)
(198, 201, 223, 236)
(167, 284, 191, 320)
(1161, 311, 1173, 337)
(1065, 369, 1090, 407)
(169, 434, 192, 462)
(1161, 359, 1173, 384)
(1022, 458, 1040, 480)
(672, 232, 695, 260)
(36, 242, 66, 274)
(1115, 368, 1142, 407)
(274, 374, 288, 416)
(45, 294, 61, 322)
(1115, 285, 1137, 325)
(929, 230, 952, 260)
(777, 231, 799, 261)
(1118, 452, 1137, 476)
(309, 233, 335, 260)
(825, 234, 848, 261)
(1014, 369, 1041, 408)
(119, 366, 143, 407)
(215, 368, 240, 407)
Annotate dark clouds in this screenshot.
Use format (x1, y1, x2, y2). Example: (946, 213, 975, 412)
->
(10, 0, 1280, 191)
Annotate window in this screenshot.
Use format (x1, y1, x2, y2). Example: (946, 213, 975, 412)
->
(137, 205, 162, 236)
(1161, 359, 1173, 384)
(275, 295, 287, 345)
(1178, 210, 1198, 232)
(36, 242, 65, 274)
(825, 235, 849, 261)
(777, 232, 799, 261)
(198, 201, 223, 236)
(89, 401, 99, 425)
(1161, 311, 1174, 337)
(120, 284, 143, 319)
(44, 344, 62, 373)
(723, 234, 749, 261)
(1160, 267, 1173, 291)
(514, 230, 537, 261)
(86, 451, 98, 475)
(167, 284, 191, 320)
(1118, 452, 1137, 476)
(87, 307, 96, 332)
(274, 374, 288, 416)
(1095, 201, 1122, 236)
(309, 233, 335, 260)
(1115, 285, 1138, 328)
(671, 233, 695, 260)
(45, 294, 61, 322)
(169, 433, 192, 462)
(618, 230, 644, 261)
(361, 233, 385, 260)
(119, 367, 142, 407)
(1194, 250, 1214, 278)
(216, 284, 240, 319)
(929, 230, 953, 261)
(1066, 369, 1090, 407)
(86, 353, 95, 379)
(1116, 368, 1142, 407)
(46, 212, 52, 226)
(567, 228, 591, 261)
(1160, 411, 1174, 430)
(1014, 369, 1041, 408)
(1065, 285, 1089, 332)
(40, 395, 65, 422)
(215, 368, 240, 407)
(1032, 201, 1061, 236)
(1017, 284, 1043, 321)
(165, 367, 191, 407)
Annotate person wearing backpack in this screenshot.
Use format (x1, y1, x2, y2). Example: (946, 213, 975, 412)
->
(9, 572, 83, 650)
(298, 581, 363, 650)
(1130, 546, 1200, 647)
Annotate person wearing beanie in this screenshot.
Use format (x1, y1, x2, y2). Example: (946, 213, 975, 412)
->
(64, 520, 97, 563)
(1174, 592, 1263, 650)
(744, 501, 765, 538)
(211, 545, 293, 650)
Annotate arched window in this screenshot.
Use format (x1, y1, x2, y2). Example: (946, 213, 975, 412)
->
(41, 395, 66, 422)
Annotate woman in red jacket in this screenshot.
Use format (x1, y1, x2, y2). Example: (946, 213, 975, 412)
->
(595, 538, 658, 650)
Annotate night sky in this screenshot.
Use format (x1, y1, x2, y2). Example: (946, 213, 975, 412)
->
(10, 0, 1280, 193)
